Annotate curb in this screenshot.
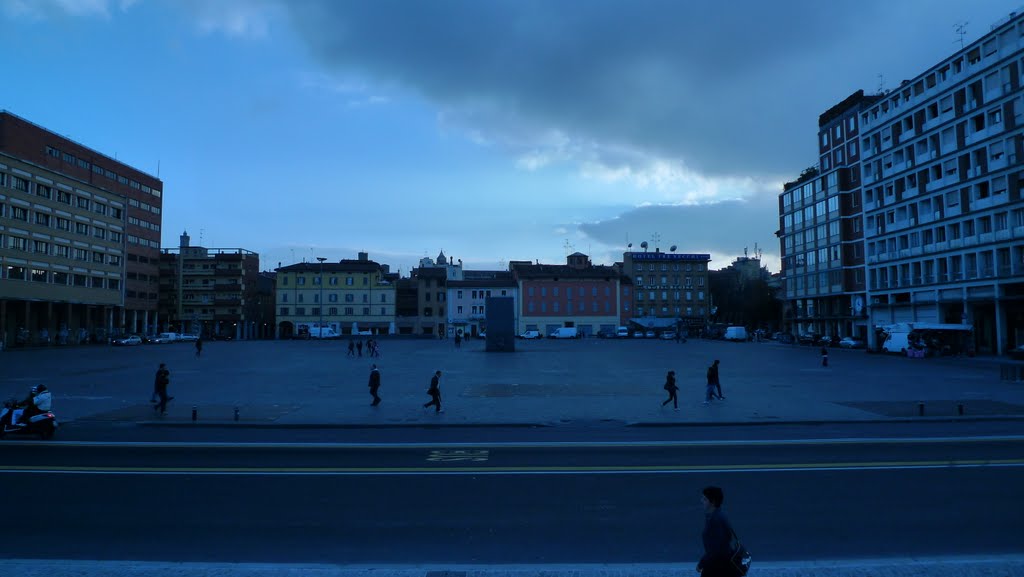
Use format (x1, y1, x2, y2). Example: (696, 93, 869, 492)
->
(114, 414, 1024, 430)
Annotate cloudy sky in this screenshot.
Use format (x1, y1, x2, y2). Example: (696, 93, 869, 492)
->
(1, 0, 1015, 274)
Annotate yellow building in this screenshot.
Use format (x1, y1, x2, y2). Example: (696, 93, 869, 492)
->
(275, 252, 395, 339)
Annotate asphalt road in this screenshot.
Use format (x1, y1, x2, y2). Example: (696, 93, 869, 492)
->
(2, 432, 1022, 564)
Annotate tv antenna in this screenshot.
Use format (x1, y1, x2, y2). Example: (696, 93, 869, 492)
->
(651, 232, 662, 250)
(954, 21, 968, 50)
(563, 239, 574, 256)
(876, 73, 885, 93)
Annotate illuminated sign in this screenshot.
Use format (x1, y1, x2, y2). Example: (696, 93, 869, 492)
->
(628, 252, 710, 261)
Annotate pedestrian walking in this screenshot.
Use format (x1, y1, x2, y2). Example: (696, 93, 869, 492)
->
(195, 337, 203, 357)
(820, 346, 829, 368)
(705, 359, 723, 405)
(368, 364, 382, 406)
(661, 370, 679, 410)
(356, 340, 363, 357)
(696, 486, 741, 577)
(153, 363, 173, 416)
(455, 332, 462, 349)
(423, 370, 443, 413)
(347, 340, 355, 357)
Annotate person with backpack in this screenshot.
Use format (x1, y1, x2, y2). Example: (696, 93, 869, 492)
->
(697, 486, 747, 576)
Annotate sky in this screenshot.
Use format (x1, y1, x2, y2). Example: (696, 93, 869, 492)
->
(1, 0, 1017, 275)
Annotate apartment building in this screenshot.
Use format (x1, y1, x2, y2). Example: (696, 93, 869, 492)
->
(512, 252, 621, 336)
(158, 231, 260, 339)
(859, 12, 1024, 353)
(0, 111, 163, 339)
(447, 270, 517, 338)
(622, 249, 711, 334)
(779, 10, 1024, 354)
(275, 252, 395, 338)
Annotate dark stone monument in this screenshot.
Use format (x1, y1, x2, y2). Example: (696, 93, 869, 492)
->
(485, 296, 515, 352)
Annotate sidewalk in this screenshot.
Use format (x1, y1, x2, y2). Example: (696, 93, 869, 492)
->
(3, 338, 1020, 429)
(6, 558, 1024, 577)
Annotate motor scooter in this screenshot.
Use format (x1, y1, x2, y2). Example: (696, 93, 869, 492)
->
(0, 399, 58, 439)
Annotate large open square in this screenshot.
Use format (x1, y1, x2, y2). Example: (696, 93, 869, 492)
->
(2, 337, 1023, 426)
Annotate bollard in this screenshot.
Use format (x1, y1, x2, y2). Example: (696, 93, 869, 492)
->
(192, 406, 198, 422)
(958, 403, 964, 416)
(234, 406, 239, 422)
(918, 402, 925, 416)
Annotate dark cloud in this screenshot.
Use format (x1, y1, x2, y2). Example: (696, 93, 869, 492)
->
(577, 192, 781, 264)
(281, 1, 1009, 178)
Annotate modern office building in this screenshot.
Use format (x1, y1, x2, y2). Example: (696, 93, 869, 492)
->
(158, 231, 260, 339)
(779, 90, 878, 342)
(275, 252, 395, 338)
(780, 10, 1024, 354)
(622, 248, 711, 334)
(0, 111, 162, 344)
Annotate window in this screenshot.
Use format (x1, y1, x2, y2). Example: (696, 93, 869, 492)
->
(345, 277, 353, 286)
(33, 240, 49, 254)
(76, 222, 89, 235)
(8, 236, 27, 251)
(77, 197, 90, 210)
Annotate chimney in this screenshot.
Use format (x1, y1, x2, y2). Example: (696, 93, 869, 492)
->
(358, 252, 368, 261)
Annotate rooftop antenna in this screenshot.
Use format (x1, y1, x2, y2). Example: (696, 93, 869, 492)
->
(290, 249, 295, 264)
(876, 73, 886, 94)
(954, 21, 968, 50)
(157, 159, 160, 178)
(651, 232, 662, 251)
(199, 228, 204, 246)
(563, 238, 573, 257)
(640, 241, 649, 252)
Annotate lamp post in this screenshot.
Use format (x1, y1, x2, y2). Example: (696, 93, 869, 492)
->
(316, 257, 327, 335)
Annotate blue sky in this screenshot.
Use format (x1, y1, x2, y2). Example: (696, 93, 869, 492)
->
(1, 0, 1015, 275)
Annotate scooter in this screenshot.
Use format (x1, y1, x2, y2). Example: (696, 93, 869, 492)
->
(0, 399, 58, 439)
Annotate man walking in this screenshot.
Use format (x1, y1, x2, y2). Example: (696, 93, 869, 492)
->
(195, 337, 203, 358)
(705, 359, 723, 405)
(347, 340, 355, 357)
(661, 370, 679, 410)
(153, 363, 173, 416)
(423, 370, 443, 413)
(368, 364, 382, 406)
(356, 340, 363, 357)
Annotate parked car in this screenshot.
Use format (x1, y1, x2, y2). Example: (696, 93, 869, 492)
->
(178, 333, 199, 342)
(644, 330, 656, 338)
(776, 332, 795, 344)
(518, 330, 543, 340)
(151, 332, 179, 344)
(632, 331, 646, 338)
(797, 333, 818, 346)
(660, 331, 677, 340)
(596, 328, 617, 339)
(839, 337, 865, 349)
(616, 326, 629, 338)
(112, 335, 142, 346)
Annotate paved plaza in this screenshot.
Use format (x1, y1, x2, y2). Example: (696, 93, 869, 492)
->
(2, 337, 1023, 427)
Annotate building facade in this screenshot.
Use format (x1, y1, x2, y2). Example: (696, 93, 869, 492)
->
(622, 249, 711, 333)
(779, 10, 1024, 354)
(158, 231, 260, 339)
(0, 151, 127, 345)
(512, 252, 621, 336)
(859, 12, 1024, 353)
(0, 111, 163, 339)
(275, 252, 395, 338)
(447, 270, 517, 337)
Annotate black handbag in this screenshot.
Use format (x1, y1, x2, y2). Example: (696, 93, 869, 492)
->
(730, 529, 751, 576)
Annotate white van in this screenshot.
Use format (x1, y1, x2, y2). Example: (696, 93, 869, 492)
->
(882, 331, 910, 353)
(549, 327, 579, 339)
(723, 326, 748, 341)
(152, 332, 179, 344)
(308, 327, 340, 339)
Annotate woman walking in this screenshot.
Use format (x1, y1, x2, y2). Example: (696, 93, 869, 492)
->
(661, 370, 679, 410)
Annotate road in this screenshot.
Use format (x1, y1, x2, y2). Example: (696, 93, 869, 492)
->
(2, 427, 1022, 564)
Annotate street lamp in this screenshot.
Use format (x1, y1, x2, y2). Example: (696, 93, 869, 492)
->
(316, 257, 327, 335)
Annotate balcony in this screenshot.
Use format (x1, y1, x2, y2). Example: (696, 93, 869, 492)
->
(215, 283, 242, 292)
(215, 298, 242, 306)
